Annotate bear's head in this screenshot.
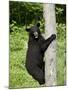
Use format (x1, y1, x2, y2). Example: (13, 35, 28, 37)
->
(26, 23, 40, 39)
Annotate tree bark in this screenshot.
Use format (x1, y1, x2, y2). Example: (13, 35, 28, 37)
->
(43, 4, 57, 86)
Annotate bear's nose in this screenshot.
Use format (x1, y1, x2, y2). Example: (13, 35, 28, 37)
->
(34, 32, 38, 38)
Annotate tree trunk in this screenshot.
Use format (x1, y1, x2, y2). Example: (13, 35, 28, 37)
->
(43, 4, 57, 86)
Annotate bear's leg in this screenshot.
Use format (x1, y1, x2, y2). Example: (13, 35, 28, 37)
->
(41, 34, 56, 52)
(26, 65, 45, 84)
(32, 66, 45, 85)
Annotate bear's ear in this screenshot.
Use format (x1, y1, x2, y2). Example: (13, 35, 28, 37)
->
(37, 23, 40, 27)
(26, 28, 30, 32)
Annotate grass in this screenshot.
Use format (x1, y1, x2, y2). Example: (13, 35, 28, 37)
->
(9, 50, 40, 88)
(57, 40, 66, 85)
(9, 26, 66, 88)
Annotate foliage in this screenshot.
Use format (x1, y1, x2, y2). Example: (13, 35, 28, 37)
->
(9, 1, 43, 25)
(57, 23, 66, 41)
(9, 2, 66, 26)
(56, 4, 66, 23)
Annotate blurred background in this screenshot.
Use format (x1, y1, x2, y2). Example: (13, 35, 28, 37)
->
(9, 1, 66, 88)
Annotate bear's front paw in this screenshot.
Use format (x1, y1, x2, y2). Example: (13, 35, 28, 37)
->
(51, 34, 56, 40)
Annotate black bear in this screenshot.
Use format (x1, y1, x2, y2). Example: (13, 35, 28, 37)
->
(25, 23, 56, 85)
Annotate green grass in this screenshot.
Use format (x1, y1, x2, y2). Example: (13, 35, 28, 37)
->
(56, 40, 66, 86)
(9, 50, 40, 88)
(9, 26, 66, 88)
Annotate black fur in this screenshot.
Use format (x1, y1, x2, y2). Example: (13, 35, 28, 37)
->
(25, 23, 56, 84)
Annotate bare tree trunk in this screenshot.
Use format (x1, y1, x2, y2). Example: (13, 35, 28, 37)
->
(43, 4, 57, 86)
